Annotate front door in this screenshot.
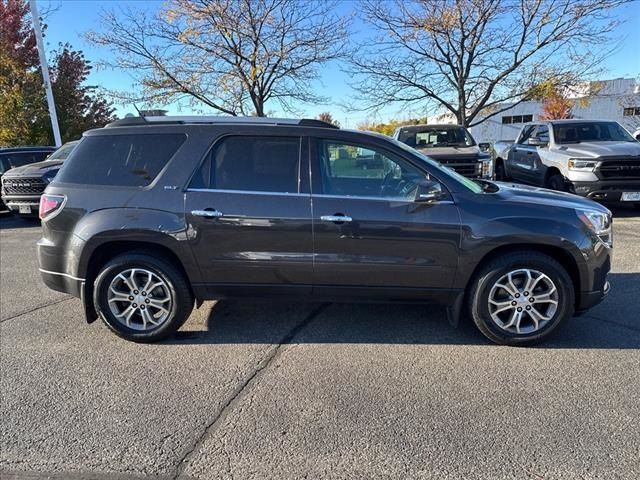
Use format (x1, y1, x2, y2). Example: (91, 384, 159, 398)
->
(309, 136, 461, 300)
(509, 124, 537, 182)
(184, 134, 313, 297)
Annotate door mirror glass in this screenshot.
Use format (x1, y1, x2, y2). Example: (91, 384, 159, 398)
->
(478, 142, 491, 152)
(527, 137, 547, 147)
(415, 180, 444, 203)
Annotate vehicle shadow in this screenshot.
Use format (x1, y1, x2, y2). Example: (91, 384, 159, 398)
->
(609, 205, 640, 218)
(0, 213, 40, 230)
(170, 272, 639, 349)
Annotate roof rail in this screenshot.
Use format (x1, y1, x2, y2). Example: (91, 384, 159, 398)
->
(105, 116, 339, 129)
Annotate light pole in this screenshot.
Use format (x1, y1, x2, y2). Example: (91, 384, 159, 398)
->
(29, 0, 62, 147)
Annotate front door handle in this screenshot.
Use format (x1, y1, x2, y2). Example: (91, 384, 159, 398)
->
(321, 214, 352, 223)
(191, 209, 224, 218)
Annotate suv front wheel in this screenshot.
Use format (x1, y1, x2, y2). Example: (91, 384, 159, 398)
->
(93, 253, 194, 342)
(468, 252, 574, 346)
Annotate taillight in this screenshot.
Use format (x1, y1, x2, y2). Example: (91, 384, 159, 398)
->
(39, 194, 65, 219)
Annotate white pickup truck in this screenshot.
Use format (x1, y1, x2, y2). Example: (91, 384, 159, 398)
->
(493, 119, 640, 204)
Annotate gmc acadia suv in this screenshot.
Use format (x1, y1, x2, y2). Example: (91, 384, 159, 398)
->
(38, 116, 612, 345)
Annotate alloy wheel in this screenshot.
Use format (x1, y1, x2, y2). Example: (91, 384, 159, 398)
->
(107, 268, 173, 331)
(488, 269, 559, 334)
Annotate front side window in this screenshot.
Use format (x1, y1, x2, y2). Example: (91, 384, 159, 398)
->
(318, 140, 426, 200)
(517, 125, 537, 145)
(55, 134, 186, 186)
(192, 136, 301, 193)
(535, 125, 550, 142)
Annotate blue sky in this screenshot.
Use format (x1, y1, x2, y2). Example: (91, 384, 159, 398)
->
(39, 0, 640, 127)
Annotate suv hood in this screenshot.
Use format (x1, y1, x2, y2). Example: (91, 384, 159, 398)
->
(553, 141, 640, 158)
(2, 160, 63, 177)
(494, 181, 610, 213)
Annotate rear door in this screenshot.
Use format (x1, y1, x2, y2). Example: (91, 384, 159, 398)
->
(184, 134, 313, 297)
(309, 134, 460, 300)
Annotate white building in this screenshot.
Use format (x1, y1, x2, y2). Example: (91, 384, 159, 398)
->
(468, 78, 640, 143)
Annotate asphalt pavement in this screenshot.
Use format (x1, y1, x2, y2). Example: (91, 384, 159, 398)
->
(1, 209, 639, 479)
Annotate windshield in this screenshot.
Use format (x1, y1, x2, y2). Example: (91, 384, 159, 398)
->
(391, 138, 484, 193)
(46, 142, 78, 161)
(398, 126, 475, 148)
(553, 122, 636, 144)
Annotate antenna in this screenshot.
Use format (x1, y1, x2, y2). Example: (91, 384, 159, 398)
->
(133, 104, 144, 117)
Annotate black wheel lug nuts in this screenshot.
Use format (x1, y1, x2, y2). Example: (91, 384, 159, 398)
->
(515, 293, 520, 298)
(517, 307, 522, 312)
(132, 303, 137, 307)
(134, 290, 139, 294)
(141, 305, 145, 310)
(128, 296, 134, 301)
(511, 301, 517, 306)
(142, 291, 146, 296)
(526, 306, 531, 310)
(145, 299, 150, 304)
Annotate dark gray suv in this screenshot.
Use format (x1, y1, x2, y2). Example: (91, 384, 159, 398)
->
(38, 116, 612, 345)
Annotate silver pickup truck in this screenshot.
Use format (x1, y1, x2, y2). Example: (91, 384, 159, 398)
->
(393, 124, 492, 178)
(493, 119, 640, 204)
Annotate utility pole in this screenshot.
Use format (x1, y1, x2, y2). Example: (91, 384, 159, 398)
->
(29, 0, 61, 147)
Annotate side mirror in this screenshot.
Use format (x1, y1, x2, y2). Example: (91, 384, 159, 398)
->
(478, 142, 491, 152)
(415, 180, 444, 203)
(527, 137, 547, 147)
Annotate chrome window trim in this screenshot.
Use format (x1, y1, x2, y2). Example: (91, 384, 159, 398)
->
(186, 188, 309, 197)
(185, 188, 454, 204)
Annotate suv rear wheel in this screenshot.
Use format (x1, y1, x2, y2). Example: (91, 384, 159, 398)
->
(468, 252, 574, 346)
(93, 253, 194, 342)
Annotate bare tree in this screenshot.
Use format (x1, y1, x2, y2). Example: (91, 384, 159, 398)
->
(87, 0, 348, 116)
(349, 0, 627, 127)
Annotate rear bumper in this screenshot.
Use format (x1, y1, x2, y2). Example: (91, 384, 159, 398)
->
(39, 268, 84, 298)
(570, 180, 640, 203)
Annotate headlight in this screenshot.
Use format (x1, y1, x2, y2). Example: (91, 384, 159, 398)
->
(568, 159, 597, 171)
(576, 209, 612, 247)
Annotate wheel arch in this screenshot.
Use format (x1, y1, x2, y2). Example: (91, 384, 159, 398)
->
(465, 243, 581, 308)
(543, 166, 563, 184)
(80, 239, 200, 323)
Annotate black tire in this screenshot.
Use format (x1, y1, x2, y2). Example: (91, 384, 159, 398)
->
(468, 252, 574, 346)
(546, 173, 566, 191)
(93, 252, 194, 342)
(495, 160, 509, 181)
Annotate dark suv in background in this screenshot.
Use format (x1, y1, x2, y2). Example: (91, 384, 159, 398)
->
(1, 141, 78, 215)
(38, 117, 612, 346)
(0, 146, 56, 211)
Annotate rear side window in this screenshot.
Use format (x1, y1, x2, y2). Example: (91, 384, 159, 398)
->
(55, 134, 186, 186)
(191, 136, 300, 193)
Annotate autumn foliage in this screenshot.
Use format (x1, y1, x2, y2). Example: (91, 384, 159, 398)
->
(0, 0, 114, 146)
(539, 89, 574, 120)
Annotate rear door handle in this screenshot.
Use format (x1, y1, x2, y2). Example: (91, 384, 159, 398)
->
(191, 209, 224, 218)
(321, 214, 352, 223)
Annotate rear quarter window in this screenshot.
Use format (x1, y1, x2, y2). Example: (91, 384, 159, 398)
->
(55, 134, 186, 187)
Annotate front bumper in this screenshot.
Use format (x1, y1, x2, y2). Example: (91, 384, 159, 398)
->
(569, 180, 640, 203)
(577, 280, 610, 312)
